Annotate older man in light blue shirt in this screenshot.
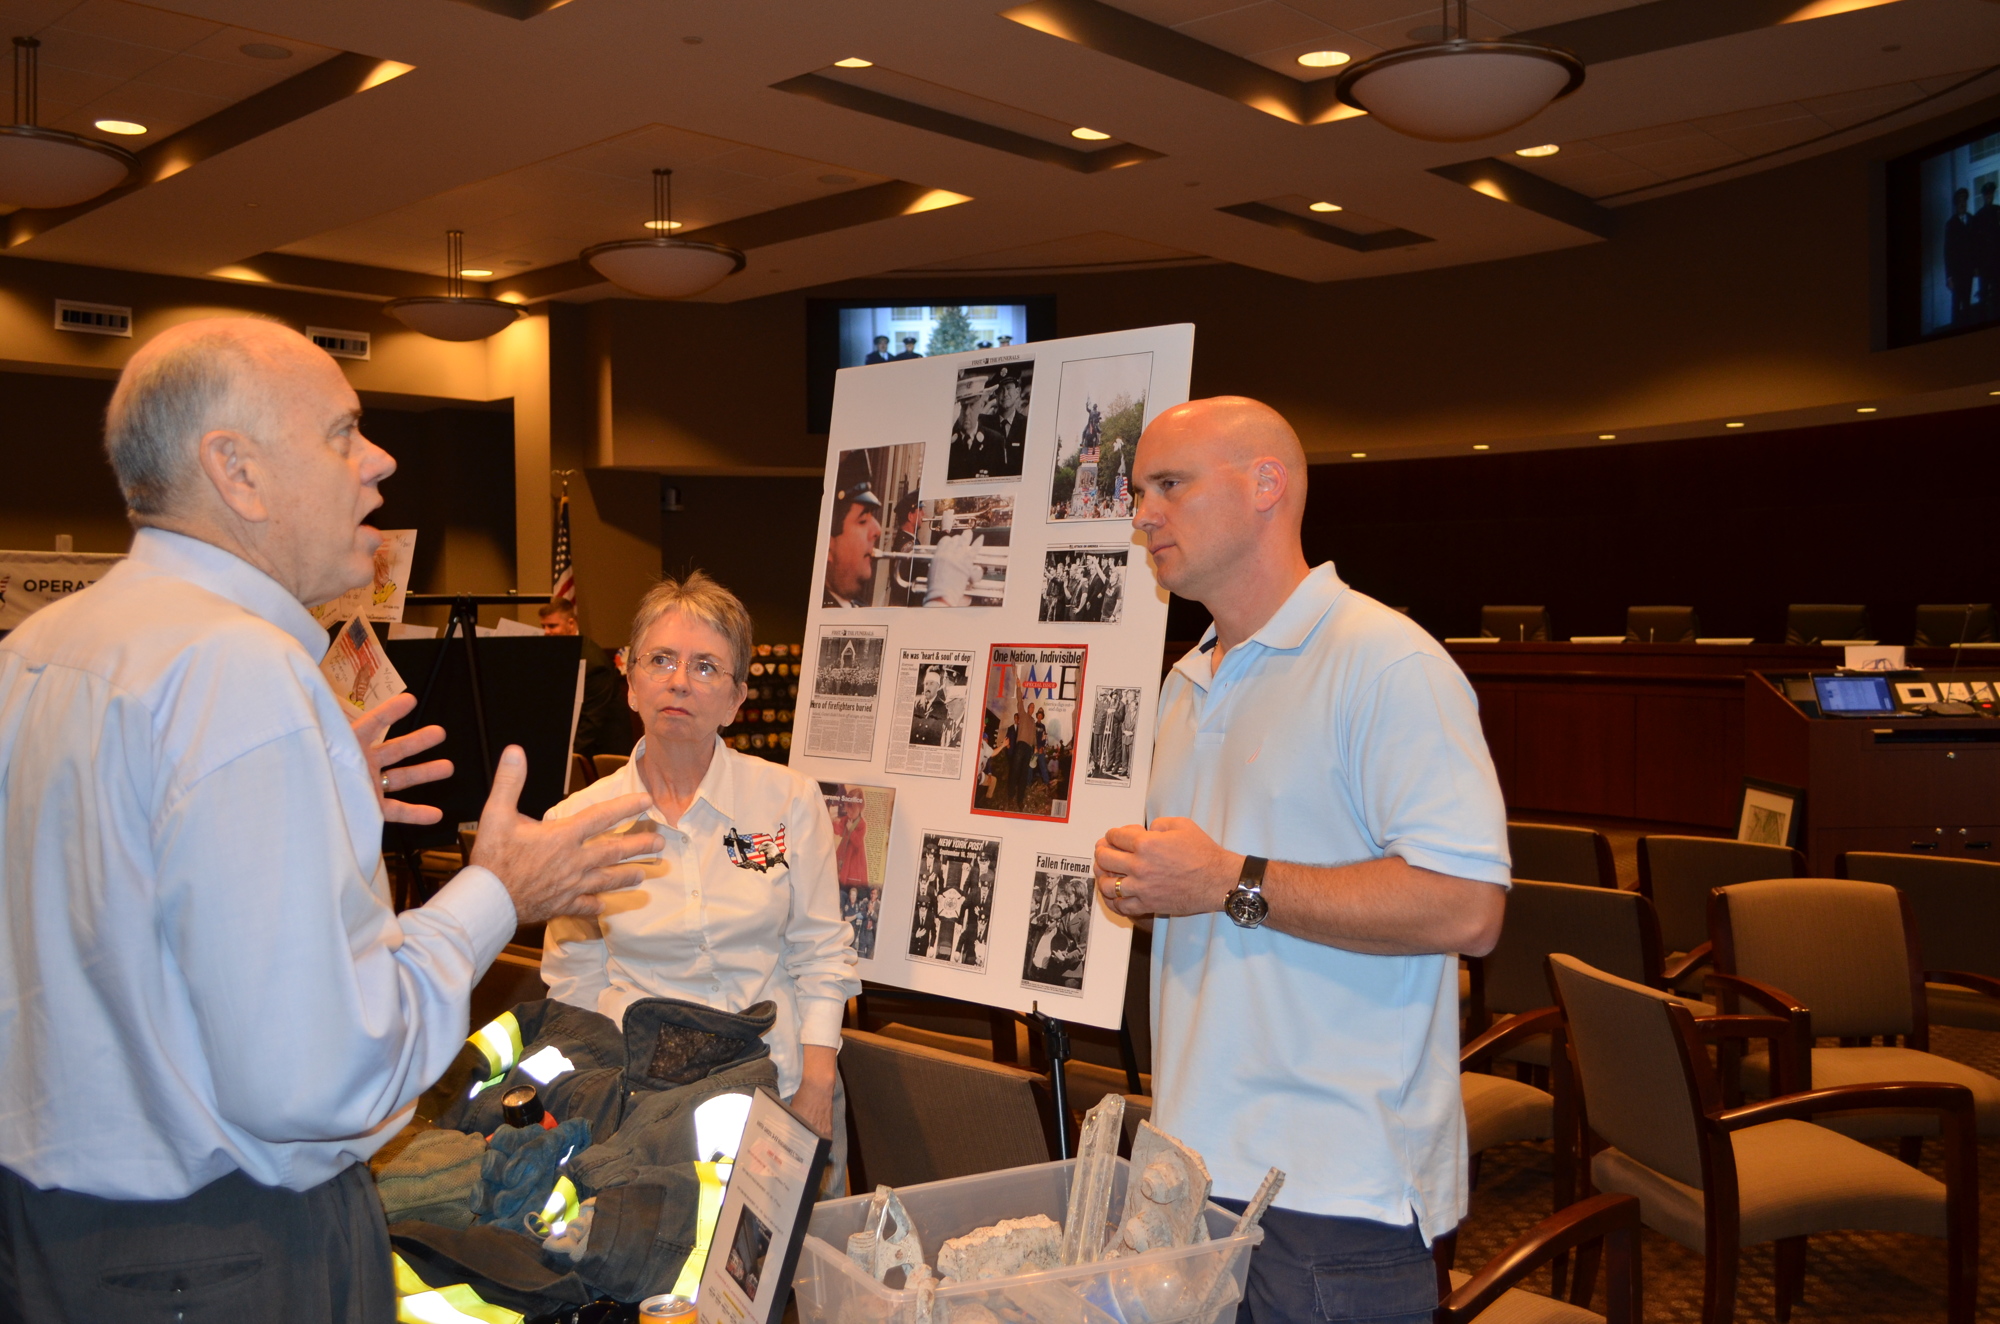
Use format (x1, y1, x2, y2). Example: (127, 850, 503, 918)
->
(0, 318, 659, 1323)
(1096, 397, 1509, 1324)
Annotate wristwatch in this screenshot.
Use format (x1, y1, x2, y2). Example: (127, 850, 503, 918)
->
(1224, 855, 1269, 929)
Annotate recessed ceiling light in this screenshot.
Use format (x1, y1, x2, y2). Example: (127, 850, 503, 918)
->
(1725, 422, 1745, 428)
(1309, 201, 1342, 213)
(1514, 144, 1560, 158)
(1071, 127, 1111, 141)
(239, 42, 292, 59)
(1350, 451, 1366, 458)
(1856, 406, 1877, 413)
(644, 219, 684, 230)
(833, 57, 872, 68)
(94, 119, 147, 135)
(459, 268, 493, 277)
(1472, 444, 1490, 451)
(1597, 433, 1615, 440)
(1296, 50, 1350, 67)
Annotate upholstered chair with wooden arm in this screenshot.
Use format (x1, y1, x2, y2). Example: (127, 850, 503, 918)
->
(1837, 852, 2000, 1032)
(1636, 836, 1804, 996)
(1709, 878, 2000, 1146)
(1433, 1193, 1644, 1324)
(1548, 952, 1979, 1324)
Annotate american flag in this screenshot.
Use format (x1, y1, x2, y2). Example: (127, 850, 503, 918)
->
(551, 490, 576, 606)
(1115, 472, 1129, 505)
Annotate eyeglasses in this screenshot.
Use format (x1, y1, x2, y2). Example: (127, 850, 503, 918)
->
(635, 650, 730, 684)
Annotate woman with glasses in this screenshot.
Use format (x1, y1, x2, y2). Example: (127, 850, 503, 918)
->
(539, 573, 859, 1144)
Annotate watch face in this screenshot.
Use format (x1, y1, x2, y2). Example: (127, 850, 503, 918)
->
(1225, 888, 1269, 928)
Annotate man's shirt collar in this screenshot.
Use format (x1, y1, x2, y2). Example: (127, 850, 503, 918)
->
(127, 527, 328, 661)
(1172, 562, 1347, 689)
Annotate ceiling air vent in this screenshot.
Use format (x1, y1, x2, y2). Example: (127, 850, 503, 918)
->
(54, 300, 133, 337)
(307, 327, 371, 361)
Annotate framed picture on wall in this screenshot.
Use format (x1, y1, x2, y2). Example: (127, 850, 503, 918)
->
(1735, 778, 1803, 848)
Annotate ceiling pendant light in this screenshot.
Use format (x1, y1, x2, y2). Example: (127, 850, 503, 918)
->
(1333, 0, 1582, 143)
(1, 37, 137, 209)
(582, 168, 745, 299)
(384, 230, 525, 341)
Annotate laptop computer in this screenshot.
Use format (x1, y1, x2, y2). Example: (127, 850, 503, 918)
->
(1812, 674, 1900, 717)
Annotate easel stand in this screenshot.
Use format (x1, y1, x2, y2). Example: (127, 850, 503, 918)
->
(392, 592, 551, 904)
(1029, 1004, 1074, 1160)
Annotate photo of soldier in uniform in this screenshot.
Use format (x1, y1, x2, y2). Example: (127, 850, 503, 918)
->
(1021, 855, 1094, 995)
(819, 782, 894, 960)
(946, 361, 1034, 482)
(907, 832, 1000, 971)
(1084, 685, 1141, 787)
(906, 662, 966, 748)
(1038, 546, 1128, 623)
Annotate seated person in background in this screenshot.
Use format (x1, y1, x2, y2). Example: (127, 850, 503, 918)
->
(540, 599, 632, 760)
(541, 572, 859, 1141)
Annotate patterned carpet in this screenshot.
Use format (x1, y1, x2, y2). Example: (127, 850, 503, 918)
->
(1455, 1026, 2000, 1324)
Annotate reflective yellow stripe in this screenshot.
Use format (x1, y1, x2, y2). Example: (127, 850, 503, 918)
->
(670, 1160, 730, 1299)
(466, 1012, 524, 1096)
(525, 1175, 581, 1238)
(392, 1253, 524, 1324)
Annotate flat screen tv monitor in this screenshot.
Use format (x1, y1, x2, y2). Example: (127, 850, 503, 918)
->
(1885, 114, 2000, 347)
(1813, 674, 1897, 716)
(806, 297, 1055, 433)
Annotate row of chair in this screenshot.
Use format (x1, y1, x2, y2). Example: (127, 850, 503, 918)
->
(1461, 846, 2000, 1324)
(1479, 603, 1994, 646)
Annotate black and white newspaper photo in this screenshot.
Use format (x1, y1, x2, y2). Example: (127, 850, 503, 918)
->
(946, 359, 1034, 482)
(1021, 854, 1094, 995)
(1038, 546, 1129, 623)
(972, 644, 1083, 822)
(1047, 352, 1151, 523)
(804, 624, 885, 759)
(883, 649, 973, 779)
(907, 831, 1000, 971)
(1084, 685, 1142, 787)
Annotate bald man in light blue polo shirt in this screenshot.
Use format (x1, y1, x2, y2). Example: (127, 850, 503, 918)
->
(1095, 397, 1510, 1324)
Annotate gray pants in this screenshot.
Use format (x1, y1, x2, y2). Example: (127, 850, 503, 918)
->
(0, 1161, 391, 1323)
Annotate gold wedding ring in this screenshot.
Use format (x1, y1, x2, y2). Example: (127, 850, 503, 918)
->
(1113, 877, 1124, 900)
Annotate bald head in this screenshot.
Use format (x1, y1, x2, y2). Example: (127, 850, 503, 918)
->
(105, 318, 332, 519)
(1148, 396, 1307, 490)
(1130, 395, 1311, 618)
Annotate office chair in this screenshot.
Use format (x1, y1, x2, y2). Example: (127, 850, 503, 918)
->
(1784, 604, 1870, 645)
(1912, 604, 1994, 648)
(1626, 606, 1699, 643)
(1481, 605, 1550, 642)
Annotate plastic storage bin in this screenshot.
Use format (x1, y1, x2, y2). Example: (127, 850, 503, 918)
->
(793, 1158, 1262, 1324)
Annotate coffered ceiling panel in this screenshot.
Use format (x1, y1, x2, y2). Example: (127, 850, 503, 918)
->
(275, 124, 893, 277)
(1, 0, 339, 144)
(0, 0, 1993, 302)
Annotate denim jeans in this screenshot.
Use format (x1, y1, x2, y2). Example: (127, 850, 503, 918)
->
(1214, 1198, 1437, 1324)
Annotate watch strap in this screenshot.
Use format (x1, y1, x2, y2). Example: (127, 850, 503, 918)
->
(1238, 855, 1268, 890)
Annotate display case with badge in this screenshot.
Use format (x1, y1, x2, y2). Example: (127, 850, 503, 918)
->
(724, 641, 803, 762)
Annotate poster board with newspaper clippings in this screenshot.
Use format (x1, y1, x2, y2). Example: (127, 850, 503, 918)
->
(789, 323, 1192, 1030)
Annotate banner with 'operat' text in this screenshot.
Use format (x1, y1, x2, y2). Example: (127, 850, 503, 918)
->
(0, 550, 125, 631)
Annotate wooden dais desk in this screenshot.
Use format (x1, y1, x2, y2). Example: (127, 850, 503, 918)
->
(1440, 642, 1931, 829)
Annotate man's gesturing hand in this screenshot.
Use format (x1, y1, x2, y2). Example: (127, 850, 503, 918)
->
(471, 746, 662, 924)
(1094, 816, 1242, 919)
(352, 692, 452, 825)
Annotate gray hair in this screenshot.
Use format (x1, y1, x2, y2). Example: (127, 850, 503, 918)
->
(628, 570, 754, 684)
(103, 329, 266, 518)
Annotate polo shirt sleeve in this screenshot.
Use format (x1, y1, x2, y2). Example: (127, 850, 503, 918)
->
(1347, 652, 1512, 887)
